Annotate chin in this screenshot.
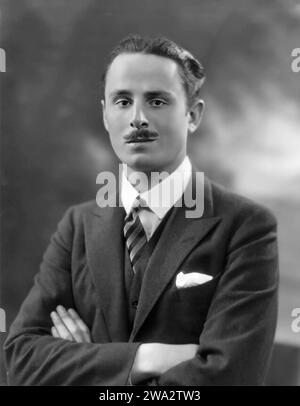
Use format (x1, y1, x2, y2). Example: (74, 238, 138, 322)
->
(124, 155, 161, 173)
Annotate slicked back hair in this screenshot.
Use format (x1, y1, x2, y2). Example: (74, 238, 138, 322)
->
(102, 35, 205, 109)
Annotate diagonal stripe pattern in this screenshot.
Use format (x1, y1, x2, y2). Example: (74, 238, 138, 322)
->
(124, 196, 147, 274)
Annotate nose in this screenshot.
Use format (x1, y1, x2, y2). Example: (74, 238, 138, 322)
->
(130, 104, 149, 129)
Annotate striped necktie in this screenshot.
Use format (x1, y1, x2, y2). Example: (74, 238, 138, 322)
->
(124, 196, 147, 274)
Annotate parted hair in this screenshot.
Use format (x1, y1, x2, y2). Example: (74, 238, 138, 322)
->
(102, 34, 205, 108)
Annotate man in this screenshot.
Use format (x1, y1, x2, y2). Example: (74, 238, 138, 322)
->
(4, 35, 279, 385)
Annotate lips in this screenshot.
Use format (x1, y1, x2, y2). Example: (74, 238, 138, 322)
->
(126, 137, 158, 144)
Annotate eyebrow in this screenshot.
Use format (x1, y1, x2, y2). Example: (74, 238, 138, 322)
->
(109, 90, 174, 100)
(109, 90, 131, 99)
(145, 91, 173, 99)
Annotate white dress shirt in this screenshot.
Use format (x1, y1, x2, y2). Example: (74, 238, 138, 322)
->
(121, 156, 192, 240)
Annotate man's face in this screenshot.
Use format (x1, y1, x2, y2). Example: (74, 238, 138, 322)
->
(102, 53, 200, 173)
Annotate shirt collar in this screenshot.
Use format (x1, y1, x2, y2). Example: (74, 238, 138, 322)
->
(121, 156, 192, 219)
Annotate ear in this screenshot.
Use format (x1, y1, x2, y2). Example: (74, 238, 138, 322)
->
(187, 99, 205, 134)
(101, 99, 109, 131)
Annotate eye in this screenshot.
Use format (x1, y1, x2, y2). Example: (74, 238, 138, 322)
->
(115, 99, 131, 107)
(149, 99, 167, 107)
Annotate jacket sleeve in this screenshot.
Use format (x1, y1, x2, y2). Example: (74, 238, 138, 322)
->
(153, 205, 279, 386)
(3, 206, 140, 386)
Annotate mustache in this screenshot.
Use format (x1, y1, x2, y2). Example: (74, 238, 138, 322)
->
(124, 129, 159, 143)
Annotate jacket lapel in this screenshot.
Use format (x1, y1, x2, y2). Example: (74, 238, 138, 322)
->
(84, 201, 131, 341)
(130, 174, 221, 341)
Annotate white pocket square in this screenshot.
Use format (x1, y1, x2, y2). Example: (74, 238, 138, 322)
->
(175, 271, 213, 289)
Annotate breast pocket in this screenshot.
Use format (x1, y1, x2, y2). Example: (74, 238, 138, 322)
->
(176, 272, 221, 315)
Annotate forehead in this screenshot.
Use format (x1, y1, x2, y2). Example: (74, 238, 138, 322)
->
(105, 53, 184, 96)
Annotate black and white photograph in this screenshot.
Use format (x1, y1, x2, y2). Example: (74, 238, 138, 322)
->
(0, 0, 300, 389)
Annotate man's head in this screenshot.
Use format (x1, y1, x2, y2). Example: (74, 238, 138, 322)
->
(101, 35, 205, 174)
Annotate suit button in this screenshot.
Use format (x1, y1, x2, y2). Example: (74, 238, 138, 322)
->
(132, 300, 138, 309)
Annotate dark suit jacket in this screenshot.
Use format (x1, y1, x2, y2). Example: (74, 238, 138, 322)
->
(3, 174, 279, 385)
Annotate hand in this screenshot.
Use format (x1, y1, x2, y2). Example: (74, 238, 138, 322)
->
(131, 343, 198, 384)
(50, 305, 91, 343)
